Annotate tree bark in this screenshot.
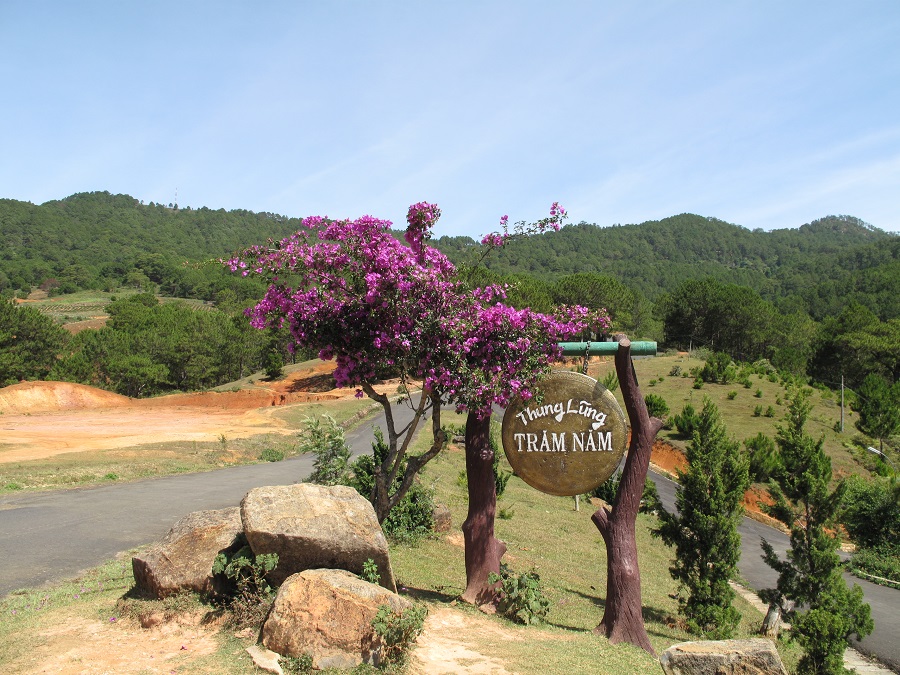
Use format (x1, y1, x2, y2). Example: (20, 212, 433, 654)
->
(591, 336, 664, 655)
(461, 413, 507, 605)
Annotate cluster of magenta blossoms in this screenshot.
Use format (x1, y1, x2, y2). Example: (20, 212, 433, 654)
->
(226, 202, 609, 417)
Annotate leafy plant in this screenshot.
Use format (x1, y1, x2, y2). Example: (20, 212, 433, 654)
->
(727, 390, 737, 400)
(350, 428, 435, 544)
(259, 447, 285, 462)
(753, 405, 763, 417)
(754, 389, 763, 398)
(302, 415, 351, 486)
(673, 403, 700, 438)
(644, 393, 669, 421)
(361, 558, 381, 585)
(371, 603, 428, 666)
(212, 545, 279, 628)
(764, 406, 775, 418)
(743, 432, 780, 483)
(601, 370, 619, 392)
(488, 564, 551, 625)
(280, 654, 314, 675)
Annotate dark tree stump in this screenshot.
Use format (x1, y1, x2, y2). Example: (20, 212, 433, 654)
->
(460, 413, 507, 605)
(591, 337, 663, 655)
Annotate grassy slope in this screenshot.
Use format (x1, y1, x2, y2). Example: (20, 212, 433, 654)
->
(0, 414, 800, 673)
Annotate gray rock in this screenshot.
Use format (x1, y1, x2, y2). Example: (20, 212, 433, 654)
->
(261, 568, 411, 669)
(660, 638, 788, 675)
(241, 483, 396, 591)
(246, 645, 284, 675)
(132, 507, 243, 599)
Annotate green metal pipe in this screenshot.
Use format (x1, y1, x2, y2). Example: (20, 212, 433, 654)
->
(557, 341, 657, 357)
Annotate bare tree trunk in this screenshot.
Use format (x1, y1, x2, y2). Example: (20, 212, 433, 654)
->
(591, 337, 663, 655)
(461, 413, 507, 605)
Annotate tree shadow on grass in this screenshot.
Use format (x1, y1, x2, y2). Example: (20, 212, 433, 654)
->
(398, 584, 461, 604)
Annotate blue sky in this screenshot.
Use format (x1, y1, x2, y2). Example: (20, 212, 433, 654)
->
(2, 2, 899, 238)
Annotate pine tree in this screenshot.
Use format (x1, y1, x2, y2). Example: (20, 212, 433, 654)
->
(654, 397, 750, 638)
(761, 389, 873, 675)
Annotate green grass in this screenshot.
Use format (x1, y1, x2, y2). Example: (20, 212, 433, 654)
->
(0, 408, 802, 674)
(25, 289, 213, 325)
(588, 354, 870, 481)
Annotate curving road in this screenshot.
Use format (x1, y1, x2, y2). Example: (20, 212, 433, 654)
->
(0, 403, 897, 671)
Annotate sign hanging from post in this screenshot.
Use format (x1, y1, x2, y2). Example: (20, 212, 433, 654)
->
(501, 370, 628, 497)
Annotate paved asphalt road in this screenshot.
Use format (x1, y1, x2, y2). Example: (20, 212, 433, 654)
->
(1, 402, 897, 671)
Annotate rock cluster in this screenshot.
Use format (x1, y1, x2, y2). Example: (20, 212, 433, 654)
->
(132, 483, 409, 668)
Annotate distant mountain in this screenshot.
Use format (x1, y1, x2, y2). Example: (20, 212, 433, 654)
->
(434, 213, 899, 320)
(1, 193, 897, 321)
(0, 191, 304, 300)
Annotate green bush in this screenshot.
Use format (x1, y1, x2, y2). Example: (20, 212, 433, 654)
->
(361, 558, 381, 585)
(301, 415, 351, 485)
(754, 389, 763, 398)
(674, 403, 700, 438)
(840, 475, 900, 551)
(488, 564, 551, 625)
(764, 406, 775, 418)
(846, 544, 900, 588)
(212, 544, 279, 628)
(259, 447, 285, 462)
(644, 392, 670, 420)
(698, 351, 737, 384)
(350, 428, 435, 544)
(372, 603, 428, 666)
(753, 405, 763, 417)
(743, 432, 780, 483)
(280, 654, 314, 675)
(601, 371, 619, 392)
(590, 473, 661, 514)
(726, 391, 737, 400)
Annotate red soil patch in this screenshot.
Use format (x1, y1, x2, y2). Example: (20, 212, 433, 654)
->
(0, 360, 401, 463)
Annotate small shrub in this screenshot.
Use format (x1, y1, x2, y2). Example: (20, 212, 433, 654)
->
(754, 389, 763, 398)
(302, 415, 351, 486)
(693, 378, 704, 390)
(362, 558, 381, 585)
(742, 377, 753, 388)
(498, 506, 515, 520)
(743, 432, 779, 482)
(590, 473, 660, 514)
(726, 391, 737, 400)
(764, 406, 775, 418)
(775, 397, 782, 405)
(456, 470, 468, 488)
(644, 393, 670, 420)
(674, 403, 700, 438)
(259, 447, 285, 462)
(103, 473, 118, 481)
(372, 603, 428, 666)
(601, 371, 619, 392)
(212, 545, 279, 628)
(280, 654, 314, 675)
(753, 405, 763, 417)
(698, 351, 737, 384)
(846, 544, 900, 588)
(669, 365, 682, 377)
(489, 564, 551, 625)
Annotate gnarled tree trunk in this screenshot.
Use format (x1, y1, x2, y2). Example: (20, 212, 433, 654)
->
(461, 413, 507, 605)
(591, 337, 663, 655)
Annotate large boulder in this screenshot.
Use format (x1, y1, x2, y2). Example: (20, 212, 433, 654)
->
(132, 507, 243, 598)
(261, 568, 411, 669)
(241, 483, 396, 591)
(660, 638, 788, 675)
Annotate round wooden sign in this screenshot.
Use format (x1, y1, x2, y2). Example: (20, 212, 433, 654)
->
(501, 371, 627, 497)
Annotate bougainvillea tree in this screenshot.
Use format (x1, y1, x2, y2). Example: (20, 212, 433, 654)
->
(226, 202, 604, 585)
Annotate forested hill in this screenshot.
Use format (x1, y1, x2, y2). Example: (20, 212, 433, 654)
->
(435, 213, 900, 320)
(0, 191, 304, 298)
(2, 192, 898, 321)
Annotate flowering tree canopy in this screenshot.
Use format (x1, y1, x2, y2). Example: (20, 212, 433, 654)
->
(227, 202, 607, 418)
